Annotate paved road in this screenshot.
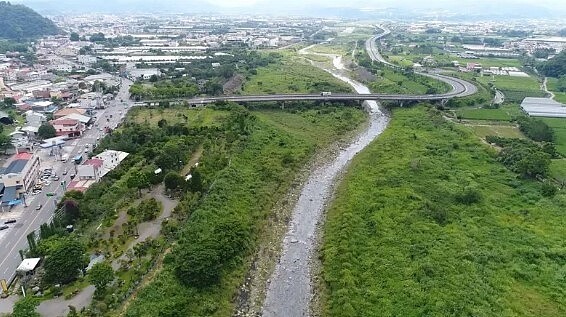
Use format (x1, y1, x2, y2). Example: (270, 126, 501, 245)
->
(365, 25, 477, 98)
(0, 77, 133, 299)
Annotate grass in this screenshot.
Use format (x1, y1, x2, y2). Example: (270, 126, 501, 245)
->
(540, 118, 566, 156)
(321, 106, 566, 317)
(546, 78, 566, 104)
(124, 105, 367, 317)
(242, 55, 353, 95)
(369, 68, 450, 95)
(550, 159, 566, 180)
(468, 124, 524, 139)
(127, 107, 229, 128)
(455, 104, 523, 121)
(388, 53, 523, 69)
(477, 75, 540, 92)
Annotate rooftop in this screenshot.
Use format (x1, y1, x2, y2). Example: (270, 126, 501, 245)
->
(521, 97, 566, 118)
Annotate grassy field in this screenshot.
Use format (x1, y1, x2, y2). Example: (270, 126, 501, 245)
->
(127, 107, 229, 128)
(369, 68, 450, 95)
(550, 159, 566, 180)
(546, 77, 566, 103)
(388, 53, 523, 69)
(243, 54, 353, 95)
(124, 105, 367, 317)
(322, 106, 566, 317)
(541, 118, 566, 156)
(467, 124, 524, 139)
(455, 104, 523, 121)
(477, 75, 540, 92)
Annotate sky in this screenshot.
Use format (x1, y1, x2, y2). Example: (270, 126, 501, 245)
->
(206, 0, 565, 7)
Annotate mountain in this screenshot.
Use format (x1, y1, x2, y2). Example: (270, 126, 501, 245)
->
(13, 0, 218, 14)
(0, 1, 58, 40)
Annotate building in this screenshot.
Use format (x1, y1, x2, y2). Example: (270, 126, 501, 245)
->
(53, 108, 87, 119)
(520, 97, 566, 118)
(127, 68, 161, 80)
(31, 101, 58, 114)
(51, 118, 84, 138)
(67, 150, 128, 192)
(0, 152, 41, 206)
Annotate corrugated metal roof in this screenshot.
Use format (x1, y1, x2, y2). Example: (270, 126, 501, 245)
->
(4, 159, 28, 174)
(2, 186, 17, 203)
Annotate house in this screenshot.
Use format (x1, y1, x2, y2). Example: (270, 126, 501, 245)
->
(25, 110, 47, 128)
(92, 150, 129, 177)
(0, 152, 41, 206)
(51, 118, 84, 138)
(32, 101, 58, 114)
(53, 108, 87, 119)
(67, 151, 128, 192)
(77, 158, 104, 180)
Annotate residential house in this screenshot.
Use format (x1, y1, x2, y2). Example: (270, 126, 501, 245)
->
(51, 118, 84, 138)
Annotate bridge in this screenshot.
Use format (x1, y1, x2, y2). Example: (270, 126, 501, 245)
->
(135, 26, 476, 107)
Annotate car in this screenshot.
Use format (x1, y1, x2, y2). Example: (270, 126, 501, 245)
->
(63, 170, 68, 175)
(46, 192, 55, 197)
(0, 225, 8, 230)
(53, 176, 60, 181)
(4, 219, 16, 224)
(35, 204, 42, 210)
(70, 174, 76, 179)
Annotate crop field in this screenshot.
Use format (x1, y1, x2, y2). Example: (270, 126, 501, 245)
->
(541, 118, 566, 156)
(322, 106, 566, 317)
(455, 104, 523, 121)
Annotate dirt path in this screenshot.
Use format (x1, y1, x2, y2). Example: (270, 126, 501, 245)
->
(37, 286, 95, 317)
(112, 185, 177, 270)
(542, 77, 555, 99)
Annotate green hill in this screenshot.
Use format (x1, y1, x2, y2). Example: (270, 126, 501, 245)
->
(0, 1, 59, 40)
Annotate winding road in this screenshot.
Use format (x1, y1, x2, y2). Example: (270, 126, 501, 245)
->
(261, 27, 477, 317)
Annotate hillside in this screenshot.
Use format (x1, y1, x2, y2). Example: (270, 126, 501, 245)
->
(0, 1, 58, 39)
(537, 50, 566, 78)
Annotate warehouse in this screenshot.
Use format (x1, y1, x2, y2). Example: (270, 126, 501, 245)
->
(520, 97, 566, 118)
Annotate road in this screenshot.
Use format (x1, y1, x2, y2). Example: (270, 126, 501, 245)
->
(0, 77, 133, 297)
(140, 28, 475, 107)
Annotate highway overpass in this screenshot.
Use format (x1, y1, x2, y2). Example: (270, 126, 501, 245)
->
(135, 27, 476, 107)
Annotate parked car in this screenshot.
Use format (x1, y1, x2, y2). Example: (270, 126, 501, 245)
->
(0, 225, 8, 230)
(35, 204, 42, 211)
(4, 219, 16, 224)
(63, 170, 68, 175)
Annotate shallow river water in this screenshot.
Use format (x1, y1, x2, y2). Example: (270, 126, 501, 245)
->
(261, 50, 391, 317)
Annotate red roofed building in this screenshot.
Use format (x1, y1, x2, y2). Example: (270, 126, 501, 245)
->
(51, 118, 84, 138)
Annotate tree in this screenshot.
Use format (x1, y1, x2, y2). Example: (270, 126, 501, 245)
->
(187, 168, 203, 193)
(3, 97, 16, 107)
(37, 123, 56, 139)
(88, 262, 114, 297)
(127, 171, 150, 196)
(0, 133, 11, 152)
(43, 237, 88, 284)
(149, 74, 159, 82)
(12, 296, 40, 317)
(70, 32, 79, 41)
(164, 172, 185, 192)
(63, 199, 80, 224)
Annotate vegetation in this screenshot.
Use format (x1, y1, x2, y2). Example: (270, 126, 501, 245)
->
(516, 116, 554, 142)
(322, 106, 566, 317)
(41, 236, 89, 285)
(0, 2, 58, 40)
(38, 123, 56, 139)
(541, 118, 566, 156)
(88, 262, 115, 297)
(12, 296, 40, 317)
(243, 53, 353, 94)
(537, 50, 566, 78)
(122, 103, 365, 316)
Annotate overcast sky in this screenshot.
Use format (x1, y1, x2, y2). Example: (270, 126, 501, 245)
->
(207, 0, 565, 7)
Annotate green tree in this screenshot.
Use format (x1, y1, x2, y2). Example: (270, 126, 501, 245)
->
(88, 262, 114, 297)
(70, 32, 79, 41)
(43, 237, 88, 284)
(37, 123, 56, 139)
(0, 133, 11, 152)
(164, 172, 185, 192)
(127, 171, 150, 196)
(3, 97, 16, 107)
(12, 296, 40, 317)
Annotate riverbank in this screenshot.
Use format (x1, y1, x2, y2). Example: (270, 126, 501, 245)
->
(260, 44, 390, 317)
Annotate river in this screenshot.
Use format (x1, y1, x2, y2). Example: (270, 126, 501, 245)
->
(261, 47, 391, 317)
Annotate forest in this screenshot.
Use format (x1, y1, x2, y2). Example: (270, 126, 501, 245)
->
(0, 2, 59, 40)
